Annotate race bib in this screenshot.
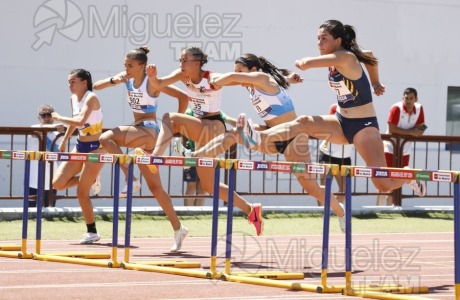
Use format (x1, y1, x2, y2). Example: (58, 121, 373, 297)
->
(329, 80, 354, 103)
(190, 97, 210, 116)
(252, 96, 272, 118)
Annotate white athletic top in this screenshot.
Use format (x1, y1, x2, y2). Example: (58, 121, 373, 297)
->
(71, 91, 103, 137)
(383, 102, 425, 155)
(247, 86, 295, 121)
(28, 124, 62, 190)
(183, 71, 222, 117)
(125, 76, 158, 113)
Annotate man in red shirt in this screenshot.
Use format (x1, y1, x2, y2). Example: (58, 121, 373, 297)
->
(377, 87, 427, 205)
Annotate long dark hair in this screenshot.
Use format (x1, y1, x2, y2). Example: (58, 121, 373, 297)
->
(235, 53, 290, 89)
(69, 69, 93, 91)
(320, 20, 377, 65)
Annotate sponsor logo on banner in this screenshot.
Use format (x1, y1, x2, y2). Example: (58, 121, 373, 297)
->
(292, 164, 306, 173)
(432, 172, 452, 182)
(87, 154, 99, 163)
(389, 170, 414, 179)
(198, 158, 214, 167)
(270, 162, 291, 172)
(255, 162, 269, 170)
(152, 157, 164, 164)
(99, 154, 114, 163)
(354, 168, 372, 177)
(307, 164, 325, 174)
(12, 152, 26, 160)
(44, 153, 58, 161)
(136, 156, 151, 165)
(70, 154, 88, 162)
(238, 161, 255, 170)
(374, 169, 389, 177)
(59, 154, 70, 161)
(184, 158, 197, 167)
(415, 171, 430, 181)
(164, 157, 184, 166)
(1, 151, 12, 159)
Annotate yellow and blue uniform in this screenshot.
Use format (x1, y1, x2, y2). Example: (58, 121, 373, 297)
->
(71, 91, 103, 153)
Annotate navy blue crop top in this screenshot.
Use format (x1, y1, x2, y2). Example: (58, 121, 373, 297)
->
(328, 67, 373, 109)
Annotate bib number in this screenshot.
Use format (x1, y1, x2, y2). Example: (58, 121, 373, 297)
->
(252, 97, 272, 118)
(329, 81, 354, 103)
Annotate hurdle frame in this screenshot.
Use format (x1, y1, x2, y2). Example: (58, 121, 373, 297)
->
(33, 152, 124, 267)
(120, 155, 218, 277)
(0, 150, 35, 259)
(221, 160, 337, 289)
(339, 166, 460, 298)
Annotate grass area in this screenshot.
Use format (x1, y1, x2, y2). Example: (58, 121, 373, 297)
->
(0, 212, 454, 241)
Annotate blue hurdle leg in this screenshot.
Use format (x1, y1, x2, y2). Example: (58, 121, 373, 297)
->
(224, 167, 236, 275)
(209, 166, 221, 276)
(110, 161, 121, 267)
(35, 158, 45, 254)
(21, 159, 31, 256)
(320, 173, 333, 287)
(454, 179, 460, 299)
(123, 162, 134, 263)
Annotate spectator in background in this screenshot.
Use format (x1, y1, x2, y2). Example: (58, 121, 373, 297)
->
(377, 87, 427, 205)
(318, 103, 353, 204)
(173, 109, 236, 206)
(28, 104, 64, 208)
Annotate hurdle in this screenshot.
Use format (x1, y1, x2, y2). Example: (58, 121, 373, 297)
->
(120, 155, 212, 277)
(339, 166, 456, 298)
(221, 159, 331, 287)
(0, 150, 35, 259)
(33, 152, 123, 267)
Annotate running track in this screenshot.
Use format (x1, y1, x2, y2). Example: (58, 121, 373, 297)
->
(0, 232, 454, 299)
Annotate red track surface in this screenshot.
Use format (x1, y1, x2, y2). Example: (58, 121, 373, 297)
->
(0, 232, 454, 299)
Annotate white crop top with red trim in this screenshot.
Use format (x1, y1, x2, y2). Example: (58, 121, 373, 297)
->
(183, 71, 222, 116)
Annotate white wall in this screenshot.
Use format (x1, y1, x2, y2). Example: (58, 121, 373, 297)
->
(1, 0, 459, 134)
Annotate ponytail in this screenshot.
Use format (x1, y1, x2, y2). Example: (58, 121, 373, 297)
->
(235, 54, 291, 89)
